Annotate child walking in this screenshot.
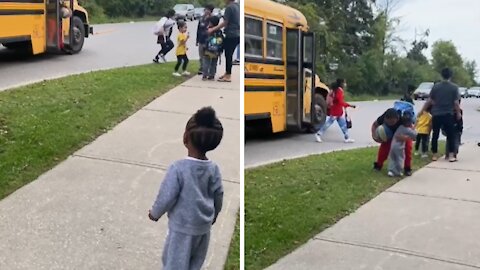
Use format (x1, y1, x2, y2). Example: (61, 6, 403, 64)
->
(148, 107, 224, 270)
(414, 108, 432, 158)
(153, 10, 176, 63)
(388, 114, 417, 177)
(444, 103, 463, 161)
(202, 16, 223, 81)
(173, 21, 191, 77)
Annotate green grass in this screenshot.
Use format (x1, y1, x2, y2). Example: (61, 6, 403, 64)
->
(345, 93, 400, 102)
(225, 214, 240, 270)
(245, 145, 441, 269)
(0, 61, 198, 200)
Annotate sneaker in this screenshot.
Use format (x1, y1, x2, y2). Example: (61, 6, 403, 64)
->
(315, 133, 323, 143)
(432, 154, 439, 161)
(449, 156, 458, 163)
(172, 72, 181, 77)
(414, 151, 419, 156)
(182, 71, 191, 76)
(421, 153, 429, 159)
(160, 55, 167, 63)
(233, 59, 240, 65)
(207, 76, 215, 81)
(388, 171, 395, 177)
(404, 169, 412, 176)
(198, 71, 203, 75)
(153, 58, 159, 63)
(344, 138, 355, 143)
(202, 76, 208, 81)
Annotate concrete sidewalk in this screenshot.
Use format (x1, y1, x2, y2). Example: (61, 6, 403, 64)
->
(268, 142, 480, 270)
(0, 68, 239, 269)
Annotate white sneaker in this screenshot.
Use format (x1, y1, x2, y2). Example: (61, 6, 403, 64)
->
(388, 171, 395, 177)
(414, 152, 419, 156)
(315, 134, 323, 143)
(172, 72, 181, 77)
(421, 154, 428, 158)
(182, 71, 191, 76)
(160, 55, 167, 63)
(344, 138, 355, 143)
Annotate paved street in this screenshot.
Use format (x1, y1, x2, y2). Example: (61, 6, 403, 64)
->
(246, 98, 480, 168)
(0, 21, 201, 91)
(267, 142, 480, 269)
(0, 68, 240, 269)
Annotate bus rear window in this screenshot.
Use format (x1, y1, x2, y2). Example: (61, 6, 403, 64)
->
(245, 17, 263, 57)
(266, 23, 282, 60)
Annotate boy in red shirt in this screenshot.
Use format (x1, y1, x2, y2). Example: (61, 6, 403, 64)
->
(315, 79, 356, 143)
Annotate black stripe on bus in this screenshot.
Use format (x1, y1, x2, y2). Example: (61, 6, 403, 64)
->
(0, 0, 44, 3)
(0, 9, 44, 15)
(245, 73, 285, 80)
(245, 86, 284, 92)
(0, 35, 30, 44)
(245, 57, 284, 66)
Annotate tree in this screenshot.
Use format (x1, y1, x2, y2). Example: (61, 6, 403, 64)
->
(431, 41, 474, 86)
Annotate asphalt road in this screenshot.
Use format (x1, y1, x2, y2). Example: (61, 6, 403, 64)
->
(0, 20, 201, 91)
(245, 98, 480, 168)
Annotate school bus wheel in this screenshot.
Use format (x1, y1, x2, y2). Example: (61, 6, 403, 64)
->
(313, 92, 327, 126)
(67, 16, 86, 54)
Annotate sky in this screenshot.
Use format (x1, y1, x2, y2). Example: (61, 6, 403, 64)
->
(390, 0, 480, 80)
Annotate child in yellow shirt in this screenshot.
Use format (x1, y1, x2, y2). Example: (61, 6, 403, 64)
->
(173, 21, 190, 77)
(415, 107, 432, 158)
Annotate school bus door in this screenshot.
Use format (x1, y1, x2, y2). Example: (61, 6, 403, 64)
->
(285, 28, 316, 131)
(46, 0, 74, 51)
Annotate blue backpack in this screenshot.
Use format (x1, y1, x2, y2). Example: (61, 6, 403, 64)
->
(205, 32, 224, 57)
(393, 100, 416, 123)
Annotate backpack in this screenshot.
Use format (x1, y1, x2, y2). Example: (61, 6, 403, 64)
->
(205, 32, 224, 57)
(326, 90, 335, 108)
(393, 100, 416, 123)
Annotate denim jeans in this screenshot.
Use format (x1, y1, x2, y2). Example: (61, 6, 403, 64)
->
(317, 116, 349, 140)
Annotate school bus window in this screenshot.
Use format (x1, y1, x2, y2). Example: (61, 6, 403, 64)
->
(245, 17, 263, 57)
(266, 23, 283, 60)
(304, 36, 313, 63)
(287, 31, 299, 62)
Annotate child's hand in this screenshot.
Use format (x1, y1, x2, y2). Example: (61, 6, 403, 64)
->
(148, 210, 159, 222)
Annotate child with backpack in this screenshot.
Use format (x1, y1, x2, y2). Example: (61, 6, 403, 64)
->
(315, 78, 356, 143)
(148, 107, 224, 270)
(443, 101, 463, 161)
(173, 21, 191, 77)
(153, 10, 176, 63)
(202, 16, 223, 81)
(388, 113, 417, 177)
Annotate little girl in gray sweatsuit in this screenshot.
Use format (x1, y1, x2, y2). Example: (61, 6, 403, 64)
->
(388, 115, 417, 177)
(149, 107, 224, 270)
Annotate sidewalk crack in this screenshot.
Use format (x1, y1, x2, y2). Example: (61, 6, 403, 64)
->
(315, 237, 480, 269)
(385, 190, 480, 205)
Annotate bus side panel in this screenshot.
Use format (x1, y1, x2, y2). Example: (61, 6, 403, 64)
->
(245, 85, 286, 133)
(0, 3, 46, 54)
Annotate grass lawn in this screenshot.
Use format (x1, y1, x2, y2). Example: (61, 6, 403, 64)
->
(225, 214, 240, 270)
(245, 145, 442, 270)
(0, 61, 198, 200)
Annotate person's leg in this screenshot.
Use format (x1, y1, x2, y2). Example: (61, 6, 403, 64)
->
(198, 45, 204, 73)
(174, 56, 182, 72)
(317, 116, 336, 136)
(209, 57, 218, 78)
(421, 134, 429, 154)
(202, 56, 210, 79)
(182, 55, 189, 71)
(375, 140, 392, 170)
(165, 38, 175, 56)
(431, 115, 442, 158)
(336, 116, 350, 140)
(404, 139, 413, 175)
(155, 36, 166, 60)
(388, 147, 402, 176)
(189, 232, 211, 270)
(415, 134, 421, 152)
(443, 114, 456, 158)
(162, 231, 191, 270)
(224, 37, 240, 77)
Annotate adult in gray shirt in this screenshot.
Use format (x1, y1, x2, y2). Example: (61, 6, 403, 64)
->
(420, 68, 461, 162)
(208, 0, 240, 82)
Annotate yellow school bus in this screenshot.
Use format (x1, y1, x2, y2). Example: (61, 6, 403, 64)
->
(0, 0, 92, 55)
(245, 0, 330, 133)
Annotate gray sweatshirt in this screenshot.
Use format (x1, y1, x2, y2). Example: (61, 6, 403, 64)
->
(392, 125, 417, 150)
(150, 158, 224, 235)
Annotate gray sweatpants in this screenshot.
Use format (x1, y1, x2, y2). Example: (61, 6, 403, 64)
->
(162, 230, 210, 270)
(388, 145, 405, 176)
(202, 56, 218, 78)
